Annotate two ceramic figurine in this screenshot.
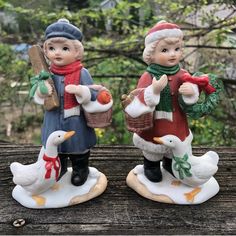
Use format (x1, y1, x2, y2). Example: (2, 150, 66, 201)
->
(11, 19, 113, 208)
(123, 21, 221, 204)
(10, 19, 221, 208)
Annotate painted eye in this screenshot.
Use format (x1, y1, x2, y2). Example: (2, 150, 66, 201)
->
(63, 47, 69, 51)
(162, 48, 167, 52)
(49, 46, 55, 51)
(169, 140, 172, 143)
(175, 47, 180, 51)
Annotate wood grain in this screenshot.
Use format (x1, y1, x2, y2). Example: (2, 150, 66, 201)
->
(0, 144, 235, 235)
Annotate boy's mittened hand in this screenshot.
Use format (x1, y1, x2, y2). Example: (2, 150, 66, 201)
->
(152, 74, 168, 94)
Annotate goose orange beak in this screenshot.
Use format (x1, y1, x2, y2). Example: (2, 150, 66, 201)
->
(64, 131, 75, 140)
(153, 137, 163, 144)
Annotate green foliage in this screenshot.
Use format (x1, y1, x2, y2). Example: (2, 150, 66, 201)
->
(0, 0, 236, 146)
(0, 43, 30, 104)
(190, 116, 235, 146)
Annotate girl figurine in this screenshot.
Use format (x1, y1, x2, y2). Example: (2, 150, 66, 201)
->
(12, 19, 113, 209)
(123, 21, 221, 204)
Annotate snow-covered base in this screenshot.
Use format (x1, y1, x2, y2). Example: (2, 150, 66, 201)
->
(126, 165, 219, 205)
(12, 167, 107, 209)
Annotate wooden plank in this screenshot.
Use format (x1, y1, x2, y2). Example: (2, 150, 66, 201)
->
(0, 145, 235, 235)
(28, 45, 59, 111)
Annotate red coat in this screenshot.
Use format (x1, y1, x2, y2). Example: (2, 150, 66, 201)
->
(136, 69, 190, 142)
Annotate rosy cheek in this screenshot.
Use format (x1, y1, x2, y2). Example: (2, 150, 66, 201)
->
(158, 55, 166, 62)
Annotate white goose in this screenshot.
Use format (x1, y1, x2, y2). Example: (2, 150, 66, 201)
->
(153, 133, 219, 187)
(10, 130, 75, 195)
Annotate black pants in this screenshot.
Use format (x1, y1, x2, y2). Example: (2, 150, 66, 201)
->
(58, 151, 90, 186)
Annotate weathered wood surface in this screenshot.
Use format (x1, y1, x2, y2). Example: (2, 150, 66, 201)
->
(0, 143, 235, 235)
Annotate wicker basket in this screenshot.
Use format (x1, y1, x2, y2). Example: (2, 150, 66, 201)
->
(124, 111, 153, 132)
(84, 108, 112, 128)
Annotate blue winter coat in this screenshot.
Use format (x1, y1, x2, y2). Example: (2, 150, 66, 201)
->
(41, 68, 97, 153)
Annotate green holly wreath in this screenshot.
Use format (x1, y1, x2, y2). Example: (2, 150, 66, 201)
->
(179, 72, 223, 119)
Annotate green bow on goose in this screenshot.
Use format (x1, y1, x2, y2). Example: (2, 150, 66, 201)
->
(173, 153, 192, 180)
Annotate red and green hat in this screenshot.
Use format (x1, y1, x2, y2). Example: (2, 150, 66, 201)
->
(145, 21, 183, 46)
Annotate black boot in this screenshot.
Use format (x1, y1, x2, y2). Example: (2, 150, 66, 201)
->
(162, 156, 174, 177)
(143, 157, 162, 182)
(58, 154, 68, 180)
(70, 151, 90, 186)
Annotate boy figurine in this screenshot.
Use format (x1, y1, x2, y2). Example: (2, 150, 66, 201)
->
(124, 21, 220, 204)
(26, 19, 112, 208)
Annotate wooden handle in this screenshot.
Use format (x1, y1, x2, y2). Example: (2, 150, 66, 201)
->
(28, 45, 59, 111)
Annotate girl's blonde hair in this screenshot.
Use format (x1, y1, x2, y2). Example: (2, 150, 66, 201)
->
(143, 37, 183, 65)
(43, 37, 84, 60)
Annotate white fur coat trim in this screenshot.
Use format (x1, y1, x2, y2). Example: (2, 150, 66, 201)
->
(144, 84, 160, 107)
(125, 96, 155, 118)
(64, 106, 80, 119)
(182, 84, 199, 105)
(133, 131, 193, 156)
(83, 100, 113, 113)
(133, 133, 169, 154)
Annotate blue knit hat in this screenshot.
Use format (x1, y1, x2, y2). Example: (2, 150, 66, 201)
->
(45, 19, 83, 41)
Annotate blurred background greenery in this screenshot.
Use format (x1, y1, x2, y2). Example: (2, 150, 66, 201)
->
(0, 0, 235, 146)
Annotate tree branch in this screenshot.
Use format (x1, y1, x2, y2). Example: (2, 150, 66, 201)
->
(184, 45, 236, 50)
(92, 74, 236, 85)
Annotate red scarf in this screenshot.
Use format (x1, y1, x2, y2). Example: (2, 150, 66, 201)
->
(50, 61, 83, 110)
(43, 154, 61, 180)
